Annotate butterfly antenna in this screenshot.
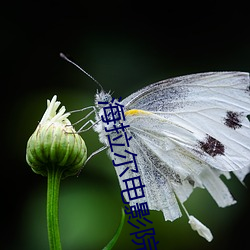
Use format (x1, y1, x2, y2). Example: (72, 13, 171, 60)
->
(60, 53, 104, 91)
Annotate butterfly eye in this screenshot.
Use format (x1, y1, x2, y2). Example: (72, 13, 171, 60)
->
(96, 92, 112, 105)
(103, 94, 110, 102)
(103, 92, 114, 103)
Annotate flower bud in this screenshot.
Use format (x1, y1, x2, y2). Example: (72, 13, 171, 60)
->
(26, 95, 87, 178)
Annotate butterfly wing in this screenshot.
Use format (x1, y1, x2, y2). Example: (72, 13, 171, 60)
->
(122, 72, 250, 173)
(114, 72, 250, 221)
(116, 113, 237, 221)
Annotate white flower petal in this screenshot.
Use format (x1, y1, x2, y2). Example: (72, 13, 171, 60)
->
(188, 215, 213, 242)
(40, 95, 71, 124)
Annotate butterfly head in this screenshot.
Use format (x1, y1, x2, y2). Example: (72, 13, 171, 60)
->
(95, 89, 113, 109)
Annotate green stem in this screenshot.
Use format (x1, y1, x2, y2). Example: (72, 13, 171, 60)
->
(103, 209, 125, 250)
(47, 165, 63, 250)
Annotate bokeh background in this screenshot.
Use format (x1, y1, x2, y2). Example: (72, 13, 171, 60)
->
(2, 2, 250, 250)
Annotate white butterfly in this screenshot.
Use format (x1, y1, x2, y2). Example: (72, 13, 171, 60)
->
(59, 53, 249, 242)
(89, 72, 250, 242)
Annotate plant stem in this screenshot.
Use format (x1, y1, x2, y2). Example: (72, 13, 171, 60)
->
(47, 165, 63, 250)
(103, 209, 125, 250)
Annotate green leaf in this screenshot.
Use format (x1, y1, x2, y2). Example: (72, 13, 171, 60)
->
(102, 208, 125, 250)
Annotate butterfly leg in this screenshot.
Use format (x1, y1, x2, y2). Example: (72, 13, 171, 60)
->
(68, 106, 100, 132)
(70, 106, 96, 125)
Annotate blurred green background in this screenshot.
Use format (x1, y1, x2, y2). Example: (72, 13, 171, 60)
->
(2, 2, 250, 250)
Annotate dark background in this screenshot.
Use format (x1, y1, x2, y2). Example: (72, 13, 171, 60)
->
(2, 1, 250, 250)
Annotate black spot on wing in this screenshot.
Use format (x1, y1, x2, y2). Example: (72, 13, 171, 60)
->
(199, 135, 225, 157)
(186, 177, 195, 186)
(246, 84, 250, 94)
(224, 111, 243, 130)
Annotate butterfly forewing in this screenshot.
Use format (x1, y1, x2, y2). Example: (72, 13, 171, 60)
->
(122, 72, 250, 173)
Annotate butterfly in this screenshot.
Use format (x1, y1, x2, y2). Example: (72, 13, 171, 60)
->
(60, 55, 250, 241)
(91, 71, 250, 241)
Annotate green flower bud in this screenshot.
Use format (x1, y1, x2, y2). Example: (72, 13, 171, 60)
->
(26, 95, 87, 178)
